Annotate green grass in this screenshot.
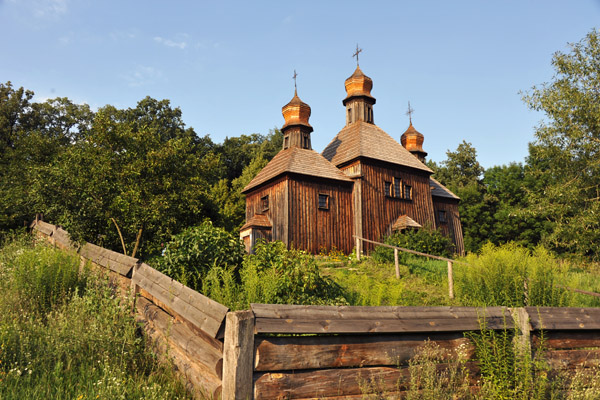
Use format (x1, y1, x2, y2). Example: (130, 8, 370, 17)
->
(0, 236, 192, 400)
(320, 254, 452, 306)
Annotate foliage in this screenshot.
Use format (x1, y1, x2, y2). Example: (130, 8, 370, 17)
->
(522, 28, 600, 260)
(467, 324, 551, 400)
(372, 227, 454, 264)
(456, 243, 570, 307)
(404, 340, 472, 400)
(202, 241, 347, 309)
(0, 240, 190, 399)
(155, 220, 245, 289)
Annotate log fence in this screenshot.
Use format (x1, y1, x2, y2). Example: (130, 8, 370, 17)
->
(30, 220, 600, 399)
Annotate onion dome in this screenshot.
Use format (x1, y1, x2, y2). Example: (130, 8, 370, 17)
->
(401, 123, 428, 162)
(281, 89, 313, 132)
(343, 66, 375, 105)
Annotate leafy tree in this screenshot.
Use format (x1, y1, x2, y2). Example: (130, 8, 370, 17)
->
(38, 98, 222, 257)
(522, 28, 600, 260)
(430, 141, 492, 252)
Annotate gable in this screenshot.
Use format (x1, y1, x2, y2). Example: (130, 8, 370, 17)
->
(322, 120, 433, 174)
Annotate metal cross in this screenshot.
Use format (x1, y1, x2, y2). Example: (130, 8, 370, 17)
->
(406, 101, 414, 124)
(292, 70, 298, 91)
(352, 44, 362, 66)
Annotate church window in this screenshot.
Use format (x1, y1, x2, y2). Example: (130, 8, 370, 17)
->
(384, 181, 392, 197)
(438, 210, 447, 223)
(394, 177, 402, 198)
(404, 185, 413, 200)
(261, 195, 269, 212)
(284, 135, 289, 149)
(318, 194, 329, 210)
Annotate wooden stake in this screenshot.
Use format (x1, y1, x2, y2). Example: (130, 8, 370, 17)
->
(447, 261, 454, 299)
(394, 248, 400, 279)
(356, 237, 361, 261)
(222, 310, 255, 400)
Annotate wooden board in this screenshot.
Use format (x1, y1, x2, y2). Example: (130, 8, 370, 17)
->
(527, 307, 600, 330)
(252, 304, 507, 320)
(253, 363, 480, 399)
(222, 310, 255, 400)
(53, 227, 75, 250)
(136, 297, 224, 379)
(254, 332, 474, 371)
(132, 263, 228, 338)
(34, 220, 55, 236)
(532, 330, 600, 349)
(137, 299, 222, 399)
(79, 242, 137, 277)
(544, 349, 600, 370)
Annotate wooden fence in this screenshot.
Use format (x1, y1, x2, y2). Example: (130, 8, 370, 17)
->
(30, 220, 600, 399)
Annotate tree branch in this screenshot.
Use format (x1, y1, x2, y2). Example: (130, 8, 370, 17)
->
(131, 226, 143, 259)
(111, 217, 128, 255)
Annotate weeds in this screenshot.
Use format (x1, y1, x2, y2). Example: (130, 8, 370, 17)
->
(0, 239, 191, 399)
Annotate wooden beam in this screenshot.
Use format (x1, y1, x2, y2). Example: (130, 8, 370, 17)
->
(254, 333, 473, 371)
(447, 261, 454, 299)
(222, 310, 255, 400)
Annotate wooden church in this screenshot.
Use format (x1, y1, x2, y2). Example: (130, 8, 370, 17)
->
(240, 62, 464, 255)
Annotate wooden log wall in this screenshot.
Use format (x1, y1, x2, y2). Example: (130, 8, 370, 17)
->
(359, 160, 435, 252)
(30, 220, 229, 399)
(245, 176, 288, 244)
(288, 175, 353, 254)
(432, 196, 465, 256)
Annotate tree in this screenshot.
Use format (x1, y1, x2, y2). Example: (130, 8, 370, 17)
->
(522, 29, 600, 260)
(39, 98, 223, 258)
(431, 141, 492, 253)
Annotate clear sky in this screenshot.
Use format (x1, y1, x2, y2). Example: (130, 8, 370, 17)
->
(2, 0, 599, 168)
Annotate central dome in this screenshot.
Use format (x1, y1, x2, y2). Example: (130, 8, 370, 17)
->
(343, 66, 374, 104)
(282, 90, 313, 131)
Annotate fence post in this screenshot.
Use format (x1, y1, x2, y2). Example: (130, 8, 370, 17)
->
(394, 248, 400, 279)
(222, 310, 255, 400)
(512, 307, 532, 356)
(355, 237, 361, 261)
(447, 261, 454, 299)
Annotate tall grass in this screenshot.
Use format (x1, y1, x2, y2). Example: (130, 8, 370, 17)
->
(456, 243, 571, 307)
(0, 238, 191, 399)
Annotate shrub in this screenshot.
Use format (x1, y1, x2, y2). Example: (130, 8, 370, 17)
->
(156, 220, 244, 289)
(203, 241, 347, 309)
(372, 228, 454, 264)
(456, 243, 570, 307)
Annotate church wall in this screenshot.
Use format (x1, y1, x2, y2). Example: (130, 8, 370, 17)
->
(288, 176, 354, 254)
(432, 197, 465, 256)
(244, 176, 288, 244)
(360, 160, 436, 251)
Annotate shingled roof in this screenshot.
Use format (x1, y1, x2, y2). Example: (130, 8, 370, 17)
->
(322, 121, 433, 173)
(242, 147, 352, 193)
(430, 177, 460, 200)
(240, 214, 272, 231)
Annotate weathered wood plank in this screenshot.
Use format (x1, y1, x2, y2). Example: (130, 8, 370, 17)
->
(222, 310, 255, 400)
(532, 330, 600, 349)
(136, 299, 222, 399)
(544, 349, 600, 370)
(527, 307, 600, 329)
(134, 274, 224, 338)
(253, 363, 480, 399)
(251, 304, 507, 320)
(136, 297, 224, 379)
(79, 242, 135, 276)
(133, 263, 228, 337)
(254, 333, 474, 371)
(254, 315, 510, 334)
(53, 227, 75, 250)
(138, 287, 224, 353)
(34, 220, 56, 236)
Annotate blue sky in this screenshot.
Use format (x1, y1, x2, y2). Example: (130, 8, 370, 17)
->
(2, 0, 599, 168)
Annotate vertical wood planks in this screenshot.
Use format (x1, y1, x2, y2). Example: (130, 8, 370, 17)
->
(222, 311, 255, 400)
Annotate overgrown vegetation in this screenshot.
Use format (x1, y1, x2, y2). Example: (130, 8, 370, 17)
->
(0, 237, 191, 399)
(372, 227, 454, 264)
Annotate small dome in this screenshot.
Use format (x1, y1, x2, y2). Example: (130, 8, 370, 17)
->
(282, 90, 312, 131)
(343, 66, 375, 104)
(401, 123, 426, 155)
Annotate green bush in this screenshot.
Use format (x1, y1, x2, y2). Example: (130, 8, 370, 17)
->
(156, 220, 244, 289)
(456, 243, 570, 307)
(203, 241, 347, 309)
(372, 228, 454, 264)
